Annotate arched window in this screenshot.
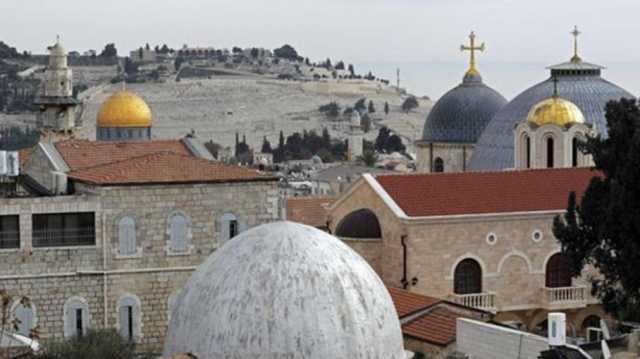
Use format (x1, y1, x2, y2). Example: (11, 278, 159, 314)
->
(118, 295, 141, 342)
(434, 157, 444, 173)
(572, 137, 579, 167)
(168, 213, 189, 253)
(335, 209, 381, 239)
(63, 296, 89, 338)
(546, 137, 555, 168)
(454, 259, 482, 294)
(117, 216, 136, 255)
(546, 253, 572, 288)
(526, 136, 531, 169)
(218, 213, 241, 245)
(12, 298, 36, 337)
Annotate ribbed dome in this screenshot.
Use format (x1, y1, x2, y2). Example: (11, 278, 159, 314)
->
(164, 221, 406, 359)
(469, 69, 634, 170)
(527, 96, 585, 126)
(97, 90, 152, 128)
(422, 76, 507, 143)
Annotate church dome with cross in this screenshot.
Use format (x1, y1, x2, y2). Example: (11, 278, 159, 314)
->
(421, 32, 507, 144)
(469, 26, 634, 170)
(163, 221, 407, 359)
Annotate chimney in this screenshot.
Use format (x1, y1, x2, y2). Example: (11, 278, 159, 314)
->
(548, 312, 566, 347)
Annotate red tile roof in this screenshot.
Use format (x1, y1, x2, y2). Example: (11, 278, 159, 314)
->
(387, 287, 442, 318)
(376, 168, 598, 217)
(67, 152, 274, 185)
(286, 196, 334, 228)
(401, 306, 460, 345)
(54, 139, 192, 171)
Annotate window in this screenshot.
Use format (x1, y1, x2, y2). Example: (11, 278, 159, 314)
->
(168, 213, 189, 253)
(525, 136, 531, 169)
(546, 137, 554, 168)
(12, 298, 35, 337)
(433, 157, 444, 173)
(219, 213, 241, 245)
(0, 215, 19, 249)
(117, 216, 137, 256)
(32, 212, 95, 247)
(546, 253, 572, 288)
(582, 315, 601, 331)
(118, 295, 141, 342)
(63, 297, 89, 338)
(572, 137, 579, 167)
(454, 259, 482, 294)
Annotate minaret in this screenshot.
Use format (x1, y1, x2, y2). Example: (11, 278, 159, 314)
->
(34, 36, 80, 133)
(348, 110, 364, 161)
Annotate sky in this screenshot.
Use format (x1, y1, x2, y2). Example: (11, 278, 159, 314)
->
(3, 0, 640, 97)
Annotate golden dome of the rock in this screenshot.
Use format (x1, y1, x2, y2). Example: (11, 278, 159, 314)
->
(97, 90, 152, 128)
(527, 96, 585, 127)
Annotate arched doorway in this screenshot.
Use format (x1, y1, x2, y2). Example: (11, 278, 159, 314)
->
(454, 259, 482, 294)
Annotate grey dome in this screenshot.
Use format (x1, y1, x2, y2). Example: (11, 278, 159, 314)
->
(163, 221, 405, 359)
(422, 75, 507, 143)
(469, 65, 635, 170)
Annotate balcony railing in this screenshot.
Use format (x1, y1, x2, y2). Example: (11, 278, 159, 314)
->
(32, 227, 95, 248)
(0, 230, 19, 249)
(449, 292, 497, 312)
(542, 286, 589, 309)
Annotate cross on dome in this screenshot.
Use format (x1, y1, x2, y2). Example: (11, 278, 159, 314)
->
(460, 31, 485, 76)
(570, 26, 582, 63)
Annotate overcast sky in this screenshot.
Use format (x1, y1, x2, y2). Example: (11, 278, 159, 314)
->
(2, 0, 639, 65)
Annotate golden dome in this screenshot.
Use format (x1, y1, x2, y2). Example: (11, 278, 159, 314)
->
(527, 96, 585, 127)
(97, 90, 152, 128)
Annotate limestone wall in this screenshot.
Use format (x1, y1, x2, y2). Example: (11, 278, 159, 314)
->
(0, 179, 280, 349)
(415, 142, 474, 173)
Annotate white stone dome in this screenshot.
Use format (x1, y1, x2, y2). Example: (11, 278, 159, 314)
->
(163, 221, 405, 359)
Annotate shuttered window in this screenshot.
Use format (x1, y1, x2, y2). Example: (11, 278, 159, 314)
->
(169, 213, 189, 253)
(118, 216, 136, 255)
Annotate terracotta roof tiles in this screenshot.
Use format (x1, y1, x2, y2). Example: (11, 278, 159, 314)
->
(54, 139, 191, 171)
(67, 152, 274, 185)
(387, 287, 442, 318)
(376, 167, 598, 217)
(286, 196, 334, 228)
(401, 306, 460, 345)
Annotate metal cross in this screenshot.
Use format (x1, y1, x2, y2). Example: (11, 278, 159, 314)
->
(571, 26, 581, 62)
(460, 31, 485, 72)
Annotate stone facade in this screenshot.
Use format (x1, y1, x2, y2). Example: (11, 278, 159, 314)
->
(328, 177, 605, 332)
(415, 142, 474, 173)
(0, 179, 280, 350)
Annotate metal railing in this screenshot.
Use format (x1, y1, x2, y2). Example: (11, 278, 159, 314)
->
(449, 292, 497, 312)
(0, 230, 19, 249)
(32, 227, 95, 247)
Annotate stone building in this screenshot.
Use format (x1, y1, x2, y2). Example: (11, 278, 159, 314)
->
(415, 32, 506, 173)
(327, 168, 606, 333)
(0, 91, 279, 350)
(33, 37, 80, 132)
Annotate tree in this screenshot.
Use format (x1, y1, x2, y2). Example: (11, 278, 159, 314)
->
(361, 114, 372, 133)
(232, 46, 242, 54)
(375, 127, 391, 153)
(322, 127, 331, 148)
(251, 48, 259, 58)
(354, 98, 367, 112)
(384, 101, 390, 115)
(325, 58, 332, 68)
(261, 136, 272, 153)
(319, 102, 340, 118)
(348, 64, 355, 76)
(358, 150, 379, 168)
(35, 329, 135, 359)
(278, 130, 285, 149)
(100, 43, 117, 58)
(553, 98, 640, 319)
(335, 61, 345, 70)
(401, 96, 419, 113)
(174, 57, 184, 71)
(368, 100, 375, 113)
(123, 57, 138, 75)
(385, 134, 406, 153)
(273, 44, 299, 61)
(160, 44, 170, 54)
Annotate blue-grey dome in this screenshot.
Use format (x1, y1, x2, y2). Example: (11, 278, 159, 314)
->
(469, 64, 635, 170)
(422, 74, 507, 143)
